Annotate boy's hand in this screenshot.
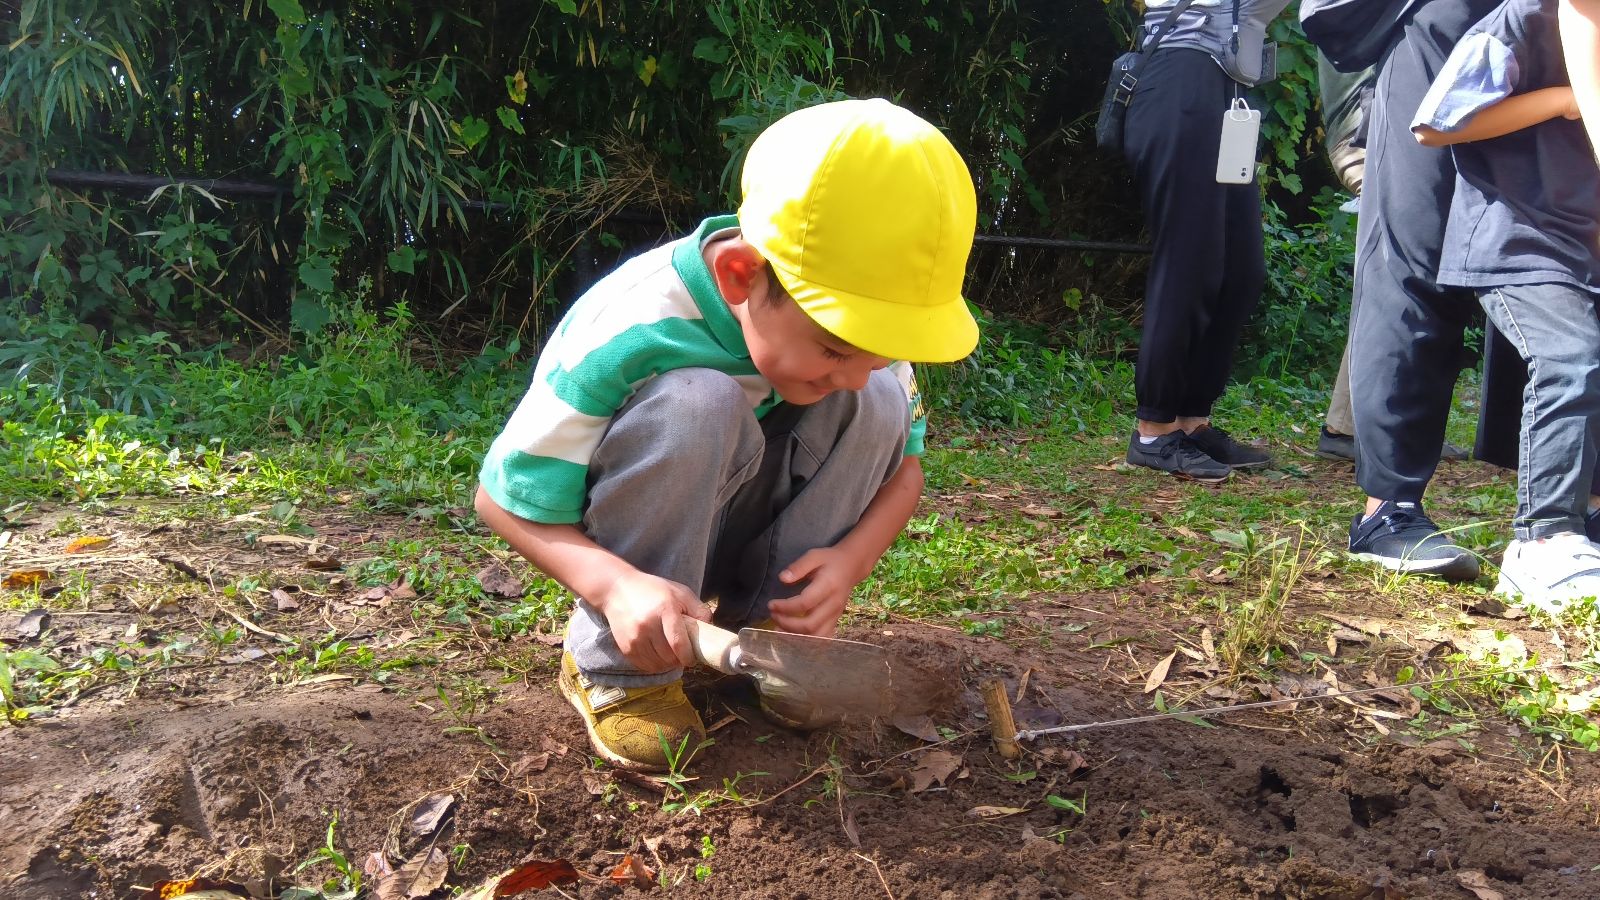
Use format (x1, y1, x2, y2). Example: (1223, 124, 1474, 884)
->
(600, 571, 712, 673)
(767, 546, 871, 636)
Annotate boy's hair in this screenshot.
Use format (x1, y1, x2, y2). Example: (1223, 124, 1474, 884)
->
(738, 99, 979, 364)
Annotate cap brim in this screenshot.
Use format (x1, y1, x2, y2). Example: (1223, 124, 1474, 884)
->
(770, 264, 979, 364)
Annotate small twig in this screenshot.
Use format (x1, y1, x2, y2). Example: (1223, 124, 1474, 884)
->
(218, 606, 297, 644)
(853, 852, 896, 900)
(713, 764, 827, 812)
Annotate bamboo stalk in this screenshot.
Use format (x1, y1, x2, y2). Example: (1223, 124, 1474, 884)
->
(981, 678, 1021, 760)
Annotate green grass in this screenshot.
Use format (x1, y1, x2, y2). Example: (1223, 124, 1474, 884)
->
(3, 302, 1596, 753)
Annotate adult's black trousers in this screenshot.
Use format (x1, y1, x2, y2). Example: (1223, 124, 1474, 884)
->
(1122, 48, 1265, 424)
(1349, 0, 1501, 502)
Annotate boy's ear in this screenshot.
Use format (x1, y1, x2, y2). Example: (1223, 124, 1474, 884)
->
(706, 239, 767, 306)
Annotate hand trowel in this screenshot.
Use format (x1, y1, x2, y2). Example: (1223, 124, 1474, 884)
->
(685, 619, 927, 725)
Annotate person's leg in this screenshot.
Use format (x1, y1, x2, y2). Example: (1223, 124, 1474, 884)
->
(1343, 6, 1495, 580)
(1326, 341, 1358, 436)
(1178, 170, 1266, 421)
(567, 368, 768, 686)
(1118, 49, 1234, 481)
(1348, 39, 1477, 508)
(704, 368, 910, 627)
(1177, 164, 1274, 470)
(1480, 284, 1600, 612)
(558, 368, 775, 769)
(1479, 285, 1600, 538)
(1123, 50, 1231, 433)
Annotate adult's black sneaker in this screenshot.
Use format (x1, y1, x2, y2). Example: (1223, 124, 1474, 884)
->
(1188, 424, 1272, 470)
(1316, 427, 1468, 463)
(1348, 500, 1479, 581)
(1126, 430, 1231, 483)
(1316, 426, 1356, 462)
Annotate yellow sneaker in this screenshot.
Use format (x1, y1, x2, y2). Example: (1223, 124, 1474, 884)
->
(557, 652, 705, 771)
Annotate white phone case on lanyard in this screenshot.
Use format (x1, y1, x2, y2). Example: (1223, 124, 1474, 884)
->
(1216, 98, 1261, 184)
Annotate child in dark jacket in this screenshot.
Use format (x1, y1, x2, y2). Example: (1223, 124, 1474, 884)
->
(1412, 0, 1600, 612)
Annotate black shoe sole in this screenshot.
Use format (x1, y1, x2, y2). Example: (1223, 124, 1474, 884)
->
(1126, 460, 1231, 483)
(1349, 550, 1480, 582)
(1224, 458, 1272, 471)
(1314, 448, 1356, 463)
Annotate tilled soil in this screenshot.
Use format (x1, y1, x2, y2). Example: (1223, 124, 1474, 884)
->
(4, 612, 1597, 900)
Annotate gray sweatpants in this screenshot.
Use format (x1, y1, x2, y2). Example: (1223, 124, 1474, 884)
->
(566, 367, 910, 687)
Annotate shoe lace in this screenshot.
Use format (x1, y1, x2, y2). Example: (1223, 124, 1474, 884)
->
(1177, 434, 1221, 465)
(1379, 506, 1438, 535)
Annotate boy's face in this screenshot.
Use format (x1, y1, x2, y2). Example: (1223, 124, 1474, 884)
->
(736, 268, 891, 405)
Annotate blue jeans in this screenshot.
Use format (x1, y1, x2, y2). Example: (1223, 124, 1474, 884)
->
(1479, 283, 1600, 539)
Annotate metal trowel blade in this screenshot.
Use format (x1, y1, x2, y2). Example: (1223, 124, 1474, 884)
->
(736, 628, 896, 719)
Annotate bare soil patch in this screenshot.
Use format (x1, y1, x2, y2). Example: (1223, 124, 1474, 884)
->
(2, 459, 1598, 899)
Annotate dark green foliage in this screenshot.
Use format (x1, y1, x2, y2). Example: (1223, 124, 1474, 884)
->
(2, 0, 1336, 352)
(1236, 189, 1356, 383)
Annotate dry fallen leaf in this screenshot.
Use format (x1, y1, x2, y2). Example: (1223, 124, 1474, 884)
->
(1456, 870, 1505, 900)
(967, 805, 1028, 819)
(1143, 649, 1178, 694)
(890, 712, 941, 742)
(16, 608, 50, 639)
(255, 534, 318, 549)
(540, 735, 571, 757)
(581, 771, 610, 796)
(608, 851, 656, 888)
(909, 749, 963, 793)
(387, 577, 418, 601)
(4, 570, 49, 590)
(270, 588, 301, 611)
(408, 793, 456, 839)
(375, 847, 449, 900)
(142, 877, 252, 899)
(455, 859, 581, 899)
(64, 535, 113, 554)
(363, 850, 396, 880)
(509, 753, 551, 777)
(1034, 746, 1089, 776)
(476, 565, 526, 599)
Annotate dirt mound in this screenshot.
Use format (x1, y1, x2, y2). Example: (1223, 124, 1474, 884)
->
(4, 621, 1596, 899)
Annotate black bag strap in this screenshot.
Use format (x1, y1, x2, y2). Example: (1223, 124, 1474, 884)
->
(1112, 0, 1200, 104)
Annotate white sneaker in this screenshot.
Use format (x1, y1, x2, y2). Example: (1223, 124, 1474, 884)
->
(1495, 533, 1600, 615)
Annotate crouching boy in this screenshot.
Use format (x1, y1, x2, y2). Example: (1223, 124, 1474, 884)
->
(474, 99, 979, 770)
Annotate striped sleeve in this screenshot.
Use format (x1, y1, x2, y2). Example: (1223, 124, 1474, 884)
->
(479, 245, 737, 524)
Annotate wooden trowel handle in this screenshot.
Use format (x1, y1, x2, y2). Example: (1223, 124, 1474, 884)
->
(684, 618, 743, 675)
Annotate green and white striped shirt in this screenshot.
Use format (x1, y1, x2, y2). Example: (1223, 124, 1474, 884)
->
(480, 215, 927, 525)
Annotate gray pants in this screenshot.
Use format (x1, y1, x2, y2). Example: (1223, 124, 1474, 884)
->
(1479, 284, 1600, 540)
(566, 367, 910, 687)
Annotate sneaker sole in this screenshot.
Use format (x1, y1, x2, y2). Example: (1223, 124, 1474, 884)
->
(1174, 470, 1232, 484)
(1127, 459, 1231, 483)
(557, 667, 668, 772)
(1224, 459, 1272, 471)
(1494, 573, 1600, 615)
(1313, 449, 1355, 463)
(1350, 551, 1480, 582)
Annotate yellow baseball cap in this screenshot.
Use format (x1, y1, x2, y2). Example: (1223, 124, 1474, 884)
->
(738, 98, 979, 363)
